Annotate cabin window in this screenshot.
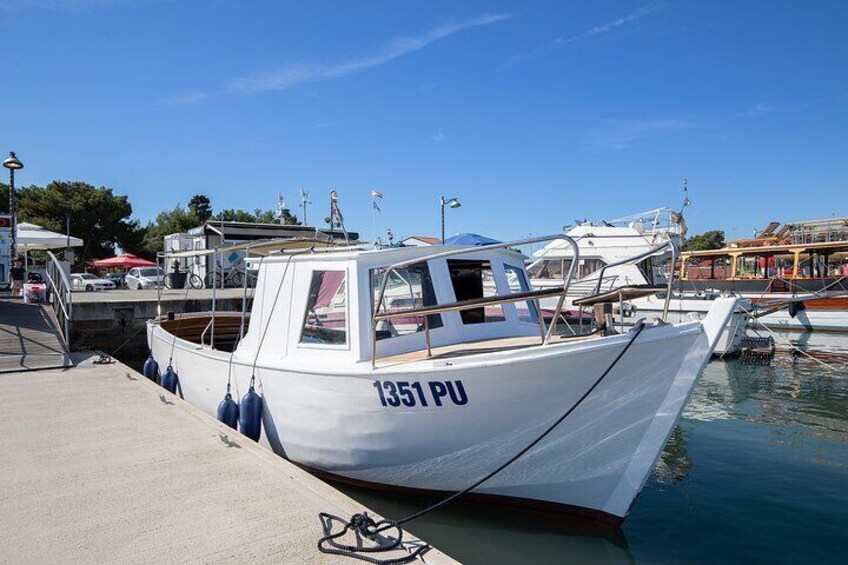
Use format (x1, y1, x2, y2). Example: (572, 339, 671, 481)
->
(637, 257, 665, 285)
(528, 259, 568, 279)
(371, 264, 443, 341)
(446, 259, 505, 324)
(300, 270, 347, 345)
(576, 258, 606, 279)
(504, 264, 538, 323)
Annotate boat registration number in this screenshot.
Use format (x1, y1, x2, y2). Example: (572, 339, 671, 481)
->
(373, 380, 468, 407)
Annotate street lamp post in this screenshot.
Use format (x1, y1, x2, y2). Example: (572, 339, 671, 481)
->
(440, 195, 461, 244)
(3, 152, 24, 262)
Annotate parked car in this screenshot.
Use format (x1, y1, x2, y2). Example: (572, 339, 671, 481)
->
(71, 273, 116, 292)
(125, 267, 165, 290)
(105, 272, 126, 288)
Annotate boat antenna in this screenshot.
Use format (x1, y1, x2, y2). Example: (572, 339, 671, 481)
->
(680, 178, 691, 214)
(327, 190, 350, 245)
(299, 188, 311, 226)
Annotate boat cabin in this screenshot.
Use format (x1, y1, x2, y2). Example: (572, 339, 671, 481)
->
(230, 244, 548, 365)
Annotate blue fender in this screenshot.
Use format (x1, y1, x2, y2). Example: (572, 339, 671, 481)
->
(142, 354, 159, 381)
(216, 392, 239, 430)
(239, 386, 263, 441)
(161, 365, 178, 394)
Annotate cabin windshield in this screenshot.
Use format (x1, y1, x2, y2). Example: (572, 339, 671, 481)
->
(447, 259, 505, 324)
(528, 257, 605, 280)
(371, 264, 443, 340)
(528, 259, 567, 279)
(300, 270, 347, 345)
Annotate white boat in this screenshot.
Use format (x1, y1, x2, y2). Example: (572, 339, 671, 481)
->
(528, 208, 750, 355)
(147, 236, 738, 524)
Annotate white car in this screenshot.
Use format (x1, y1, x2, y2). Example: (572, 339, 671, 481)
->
(125, 267, 165, 290)
(71, 273, 116, 292)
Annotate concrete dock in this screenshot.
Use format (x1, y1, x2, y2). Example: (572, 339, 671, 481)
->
(0, 354, 453, 564)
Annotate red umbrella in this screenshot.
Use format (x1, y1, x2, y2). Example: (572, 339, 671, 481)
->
(93, 253, 157, 268)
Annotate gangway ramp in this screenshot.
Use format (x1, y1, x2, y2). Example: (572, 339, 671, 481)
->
(0, 298, 72, 373)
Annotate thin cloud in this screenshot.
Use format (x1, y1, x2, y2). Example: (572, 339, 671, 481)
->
(156, 91, 208, 106)
(587, 118, 690, 150)
(557, 3, 661, 46)
(739, 103, 786, 118)
(506, 4, 661, 66)
(431, 132, 446, 142)
(228, 13, 511, 93)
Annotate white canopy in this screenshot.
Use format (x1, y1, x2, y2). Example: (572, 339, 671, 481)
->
(17, 222, 83, 251)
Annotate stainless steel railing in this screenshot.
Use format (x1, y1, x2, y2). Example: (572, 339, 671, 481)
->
(45, 251, 73, 348)
(371, 235, 581, 367)
(591, 238, 678, 320)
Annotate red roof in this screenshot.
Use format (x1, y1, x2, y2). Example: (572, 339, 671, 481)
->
(405, 236, 440, 245)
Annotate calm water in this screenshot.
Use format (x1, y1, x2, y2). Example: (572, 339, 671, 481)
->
(333, 354, 848, 564)
(122, 350, 848, 563)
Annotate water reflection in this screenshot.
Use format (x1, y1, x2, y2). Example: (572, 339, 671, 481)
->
(652, 426, 692, 485)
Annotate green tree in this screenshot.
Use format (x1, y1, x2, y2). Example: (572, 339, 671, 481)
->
(0, 182, 8, 214)
(188, 194, 213, 223)
(10, 181, 143, 261)
(142, 204, 199, 256)
(683, 230, 725, 252)
(212, 207, 300, 225)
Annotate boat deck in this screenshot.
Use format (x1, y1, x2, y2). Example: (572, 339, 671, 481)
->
(0, 353, 453, 564)
(0, 297, 71, 373)
(379, 329, 603, 365)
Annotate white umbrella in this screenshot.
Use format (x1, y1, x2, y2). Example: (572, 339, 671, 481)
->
(17, 222, 83, 251)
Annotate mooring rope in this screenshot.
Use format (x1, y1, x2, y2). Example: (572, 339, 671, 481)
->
(224, 251, 266, 399)
(317, 320, 647, 564)
(249, 248, 311, 389)
(167, 278, 196, 367)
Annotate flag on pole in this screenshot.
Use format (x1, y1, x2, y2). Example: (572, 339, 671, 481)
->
(371, 190, 384, 199)
(372, 200, 381, 213)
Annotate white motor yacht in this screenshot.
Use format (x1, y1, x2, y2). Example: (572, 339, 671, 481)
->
(527, 208, 750, 355)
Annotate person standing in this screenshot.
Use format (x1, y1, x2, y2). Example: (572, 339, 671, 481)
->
(10, 259, 25, 297)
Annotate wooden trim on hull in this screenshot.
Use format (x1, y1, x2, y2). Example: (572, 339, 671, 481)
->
(294, 462, 626, 528)
(752, 297, 848, 311)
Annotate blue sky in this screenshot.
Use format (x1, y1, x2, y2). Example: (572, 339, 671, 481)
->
(1, 0, 846, 242)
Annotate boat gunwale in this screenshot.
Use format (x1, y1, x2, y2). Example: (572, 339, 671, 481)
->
(148, 316, 704, 375)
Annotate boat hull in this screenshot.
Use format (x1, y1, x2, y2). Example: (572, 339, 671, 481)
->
(148, 314, 721, 523)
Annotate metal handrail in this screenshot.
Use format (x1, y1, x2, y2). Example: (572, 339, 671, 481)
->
(371, 234, 580, 367)
(587, 237, 678, 320)
(45, 251, 73, 347)
(200, 318, 214, 347)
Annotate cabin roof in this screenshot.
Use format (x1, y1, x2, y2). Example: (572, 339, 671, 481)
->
(262, 243, 526, 267)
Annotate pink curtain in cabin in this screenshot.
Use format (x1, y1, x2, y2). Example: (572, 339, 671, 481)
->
(313, 271, 345, 309)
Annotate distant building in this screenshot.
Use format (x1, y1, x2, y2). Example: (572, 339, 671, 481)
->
(401, 236, 440, 247)
(164, 221, 358, 277)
